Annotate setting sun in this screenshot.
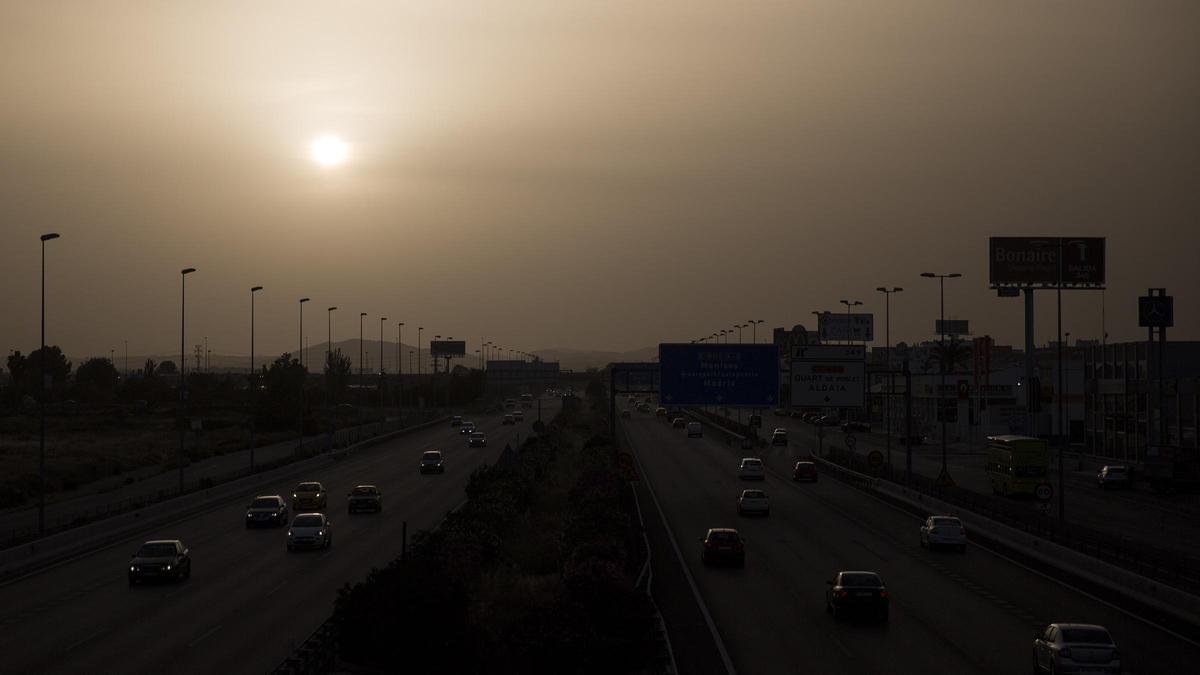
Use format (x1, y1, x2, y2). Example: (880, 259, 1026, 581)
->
(309, 134, 348, 167)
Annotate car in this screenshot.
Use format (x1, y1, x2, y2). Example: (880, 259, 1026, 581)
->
(737, 489, 770, 516)
(420, 450, 445, 473)
(655, 407, 668, 417)
(1096, 465, 1132, 489)
(774, 408, 790, 417)
(468, 431, 488, 448)
(292, 482, 327, 511)
(686, 422, 703, 438)
(700, 528, 745, 567)
(621, 409, 632, 418)
(826, 571, 888, 621)
(129, 539, 191, 585)
(347, 485, 383, 513)
(1032, 623, 1120, 674)
(672, 417, 686, 428)
(802, 412, 821, 423)
(738, 457, 765, 480)
(748, 414, 762, 428)
(459, 421, 476, 435)
(920, 515, 966, 552)
(842, 421, 870, 433)
(287, 513, 332, 550)
(637, 403, 651, 413)
(815, 415, 841, 427)
(245, 495, 289, 528)
(792, 461, 818, 482)
(512, 410, 524, 421)
(450, 415, 463, 426)
(771, 429, 789, 446)
(502, 413, 515, 425)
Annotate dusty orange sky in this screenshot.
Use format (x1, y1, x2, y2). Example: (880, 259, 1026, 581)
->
(2, 1, 1197, 361)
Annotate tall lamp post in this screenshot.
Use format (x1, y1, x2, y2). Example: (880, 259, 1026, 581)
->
(38, 232, 60, 535)
(921, 272, 962, 487)
(359, 313, 367, 379)
(327, 306, 338, 449)
(380, 317, 388, 375)
(298, 297, 310, 448)
(249, 285, 263, 470)
(178, 267, 197, 494)
(417, 327, 423, 377)
(875, 287, 903, 475)
(748, 319, 764, 344)
(840, 300, 863, 345)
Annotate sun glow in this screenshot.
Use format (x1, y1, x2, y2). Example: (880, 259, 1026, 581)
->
(310, 135, 349, 167)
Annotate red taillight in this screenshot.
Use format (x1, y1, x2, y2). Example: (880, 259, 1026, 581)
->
(879, 590, 888, 598)
(735, 541, 745, 551)
(704, 539, 716, 548)
(836, 590, 848, 598)
(959, 528, 966, 536)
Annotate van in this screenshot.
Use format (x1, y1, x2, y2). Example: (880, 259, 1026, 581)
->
(686, 422, 703, 438)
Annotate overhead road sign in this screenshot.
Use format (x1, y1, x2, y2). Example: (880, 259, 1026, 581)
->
(936, 319, 970, 336)
(430, 340, 466, 357)
(817, 312, 874, 342)
(658, 344, 779, 406)
(611, 362, 660, 393)
(988, 236, 1106, 288)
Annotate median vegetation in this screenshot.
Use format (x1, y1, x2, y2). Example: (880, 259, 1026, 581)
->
(332, 385, 655, 673)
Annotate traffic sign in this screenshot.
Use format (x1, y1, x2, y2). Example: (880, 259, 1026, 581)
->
(790, 345, 866, 361)
(658, 344, 779, 406)
(817, 312, 874, 342)
(845, 434, 857, 449)
(935, 467, 956, 488)
(1138, 295, 1173, 328)
(867, 450, 883, 468)
(1034, 482, 1053, 502)
(791, 361, 865, 407)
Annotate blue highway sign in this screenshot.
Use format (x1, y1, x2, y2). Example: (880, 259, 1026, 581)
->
(658, 344, 779, 406)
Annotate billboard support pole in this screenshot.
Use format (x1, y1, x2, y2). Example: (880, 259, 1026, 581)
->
(904, 359, 913, 486)
(1024, 289, 1036, 436)
(1057, 246, 1066, 530)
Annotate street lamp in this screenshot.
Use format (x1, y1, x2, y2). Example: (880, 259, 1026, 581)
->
(178, 267, 196, 494)
(359, 312, 367, 379)
(875, 286, 903, 475)
(380, 317, 388, 375)
(397, 322, 404, 375)
(748, 319, 764, 343)
(840, 300, 863, 345)
(921, 272, 962, 487)
(417, 327, 423, 377)
(37, 232, 60, 534)
(250, 285, 263, 470)
(298, 298, 310, 368)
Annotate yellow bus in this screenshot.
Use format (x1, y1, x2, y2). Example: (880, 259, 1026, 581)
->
(986, 435, 1048, 496)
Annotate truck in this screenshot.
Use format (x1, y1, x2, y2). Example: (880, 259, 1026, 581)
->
(1144, 445, 1200, 492)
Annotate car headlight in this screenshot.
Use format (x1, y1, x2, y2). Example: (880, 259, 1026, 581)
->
(317, 530, 324, 536)
(287, 530, 293, 536)
(165, 564, 172, 570)
(130, 566, 137, 572)
(292, 493, 298, 499)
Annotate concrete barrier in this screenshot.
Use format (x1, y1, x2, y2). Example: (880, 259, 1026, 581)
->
(0, 416, 447, 582)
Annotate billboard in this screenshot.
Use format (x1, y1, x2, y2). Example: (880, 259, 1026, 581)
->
(790, 344, 866, 408)
(935, 319, 969, 336)
(817, 312, 874, 342)
(658, 344, 779, 406)
(429, 340, 466, 357)
(989, 236, 1105, 288)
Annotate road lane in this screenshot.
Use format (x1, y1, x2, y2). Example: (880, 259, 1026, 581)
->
(0, 402, 553, 674)
(623, 412, 1198, 674)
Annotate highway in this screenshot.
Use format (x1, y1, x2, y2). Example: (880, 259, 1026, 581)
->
(0, 401, 554, 674)
(622, 411, 1199, 674)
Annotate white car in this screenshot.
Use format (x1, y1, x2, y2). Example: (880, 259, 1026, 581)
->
(1032, 623, 1120, 674)
(920, 515, 967, 552)
(287, 513, 332, 551)
(686, 422, 703, 438)
(737, 489, 770, 516)
(738, 457, 765, 480)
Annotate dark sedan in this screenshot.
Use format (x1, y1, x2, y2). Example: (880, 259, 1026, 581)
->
(826, 571, 888, 621)
(347, 485, 383, 513)
(245, 495, 289, 528)
(793, 461, 818, 482)
(700, 528, 745, 567)
(129, 540, 191, 585)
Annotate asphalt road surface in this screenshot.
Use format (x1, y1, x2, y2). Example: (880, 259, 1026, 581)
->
(622, 411, 1198, 674)
(0, 401, 554, 674)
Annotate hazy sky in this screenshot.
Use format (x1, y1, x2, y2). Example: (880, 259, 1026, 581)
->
(3, 1, 1197, 362)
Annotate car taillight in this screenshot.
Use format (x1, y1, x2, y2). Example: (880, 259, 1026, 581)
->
(959, 528, 966, 536)
(735, 541, 744, 551)
(704, 540, 716, 548)
(836, 590, 848, 598)
(879, 590, 888, 598)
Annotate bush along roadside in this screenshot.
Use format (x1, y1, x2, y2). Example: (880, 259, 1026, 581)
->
(331, 396, 655, 674)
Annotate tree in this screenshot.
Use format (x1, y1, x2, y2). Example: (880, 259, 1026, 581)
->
(324, 348, 352, 403)
(923, 336, 970, 374)
(143, 358, 157, 378)
(75, 357, 119, 402)
(262, 353, 306, 423)
(158, 360, 178, 376)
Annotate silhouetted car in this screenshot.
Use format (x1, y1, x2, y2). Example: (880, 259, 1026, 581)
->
(245, 495, 289, 528)
(1096, 465, 1132, 489)
(450, 415, 462, 426)
(512, 410, 524, 421)
(771, 429, 789, 446)
(1032, 624, 1120, 674)
(920, 515, 966, 552)
(287, 513, 332, 550)
(700, 528, 745, 567)
(292, 482, 327, 511)
(502, 414, 515, 425)
(842, 421, 870, 433)
(468, 431, 487, 448)
(826, 571, 888, 621)
(637, 403, 651, 413)
(793, 461, 818, 482)
(129, 540, 191, 585)
(347, 485, 382, 513)
(686, 422, 703, 438)
(421, 450, 445, 473)
(737, 489, 770, 516)
(814, 416, 841, 427)
(655, 407, 668, 417)
(672, 417, 686, 428)
(459, 421, 476, 435)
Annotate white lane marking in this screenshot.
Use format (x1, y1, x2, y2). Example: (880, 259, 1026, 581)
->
(187, 624, 222, 648)
(627, 436, 738, 675)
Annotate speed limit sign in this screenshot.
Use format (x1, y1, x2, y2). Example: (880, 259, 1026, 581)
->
(1034, 482, 1053, 502)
